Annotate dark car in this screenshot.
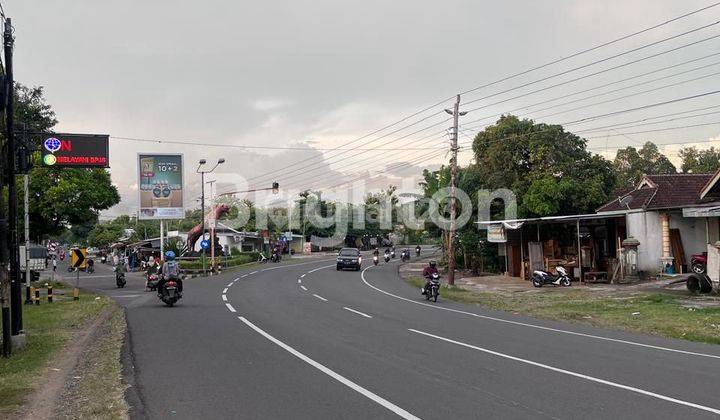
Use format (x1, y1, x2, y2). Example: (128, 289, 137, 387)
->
(336, 248, 362, 271)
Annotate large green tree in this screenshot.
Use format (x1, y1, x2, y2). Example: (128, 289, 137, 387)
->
(472, 115, 616, 217)
(679, 146, 720, 174)
(613, 141, 676, 189)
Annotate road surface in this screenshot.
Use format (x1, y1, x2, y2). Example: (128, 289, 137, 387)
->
(74, 252, 720, 419)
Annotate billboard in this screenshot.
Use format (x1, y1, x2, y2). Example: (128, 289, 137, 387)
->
(41, 133, 109, 167)
(137, 154, 184, 219)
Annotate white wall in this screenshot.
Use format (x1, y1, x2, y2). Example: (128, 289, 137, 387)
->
(669, 213, 709, 264)
(626, 211, 663, 273)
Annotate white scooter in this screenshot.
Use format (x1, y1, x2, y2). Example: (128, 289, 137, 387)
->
(531, 266, 571, 287)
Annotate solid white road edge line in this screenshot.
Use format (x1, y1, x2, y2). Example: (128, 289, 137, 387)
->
(238, 316, 420, 420)
(225, 303, 236, 313)
(360, 268, 720, 360)
(409, 328, 720, 416)
(300, 274, 306, 278)
(222, 288, 229, 294)
(226, 282, 233, 287)
(241, 274, 248, 278)
(222, 295, 228, 302)
(313, 294, 328, 302)
(343, 307, 372, 318)
(249, 271, 258, 275)
(300, 285, 308, 291)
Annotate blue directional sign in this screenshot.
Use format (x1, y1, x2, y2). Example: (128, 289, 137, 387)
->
(200, 239, 210, 250)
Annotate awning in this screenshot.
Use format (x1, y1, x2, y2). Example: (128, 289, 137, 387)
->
(477, 209, 638, 225)
(683, 206, 720, 217)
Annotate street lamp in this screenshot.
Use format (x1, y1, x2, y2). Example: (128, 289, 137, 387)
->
(197, 158, 225, 275)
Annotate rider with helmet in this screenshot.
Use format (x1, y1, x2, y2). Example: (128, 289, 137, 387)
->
(158, 251, 183, 295)
(421, 261, 439, 295)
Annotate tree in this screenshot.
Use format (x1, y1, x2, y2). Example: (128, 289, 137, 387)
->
(11, 83, 120, 239)
(472, 115, 616, 217)
(679, 146, 720, 174)
(613, 142, 676, 188)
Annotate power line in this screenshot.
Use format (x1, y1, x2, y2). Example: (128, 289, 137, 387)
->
(583, 120, 720, 139)
(110, 136, 447, 151)
(457, 1, 720, 97)
(458, 33, 720, 132)
(460, 20, 720, 109)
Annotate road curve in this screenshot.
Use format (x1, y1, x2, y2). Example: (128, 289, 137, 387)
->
(92, 252, 720, 419)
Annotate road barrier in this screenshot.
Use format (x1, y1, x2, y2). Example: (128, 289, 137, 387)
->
(34, 288, 40, 305)
(47, 283, 53, 303)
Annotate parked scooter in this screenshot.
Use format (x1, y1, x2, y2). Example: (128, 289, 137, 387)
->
(270, 252, 281, 263)
(373, 255, 379, 266)
(531, 266, 571, 287)
(422, 272, 441, 302)
(691, 252, 707, 274)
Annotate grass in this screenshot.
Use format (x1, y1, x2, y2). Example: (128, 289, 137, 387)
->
(180, 252, 259, 269)
(0, 286, 111, 416)
(407, 278, 720, 345)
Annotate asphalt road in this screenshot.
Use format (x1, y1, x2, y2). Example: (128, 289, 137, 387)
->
(75, 251, 720, 419)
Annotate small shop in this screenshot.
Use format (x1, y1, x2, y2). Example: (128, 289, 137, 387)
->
(480, 211, 634, 283)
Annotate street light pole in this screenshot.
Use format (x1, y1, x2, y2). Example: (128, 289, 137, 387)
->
(197, 159, 224, 276)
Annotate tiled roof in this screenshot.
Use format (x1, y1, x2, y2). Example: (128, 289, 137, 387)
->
(598, 173, 717, 212)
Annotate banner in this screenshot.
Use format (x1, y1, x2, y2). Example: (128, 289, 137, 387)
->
(137, 154, 184, 220)
(487, 224, 507, 243)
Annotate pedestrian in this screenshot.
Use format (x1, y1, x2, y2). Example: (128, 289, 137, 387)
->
(52, 256, 57, 272)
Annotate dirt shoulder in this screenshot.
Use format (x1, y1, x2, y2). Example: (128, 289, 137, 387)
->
(0, 284, 128, 419)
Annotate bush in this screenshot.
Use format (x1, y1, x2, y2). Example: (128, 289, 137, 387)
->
(179, 252, 259, 269)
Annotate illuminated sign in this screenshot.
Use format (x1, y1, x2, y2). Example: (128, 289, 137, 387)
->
(41, 134, 110, 168)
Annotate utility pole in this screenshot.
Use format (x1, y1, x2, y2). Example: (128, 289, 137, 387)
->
(4, 18, 21, 336)
(0, 21, 9, 357)
(21, 124, 31, 305)
(200, 171, 206, 275)
(207, 179, 216, 272)
(445, 94, 466, 286)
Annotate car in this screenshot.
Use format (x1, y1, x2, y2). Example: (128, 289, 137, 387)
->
(336, 248, 362, 271)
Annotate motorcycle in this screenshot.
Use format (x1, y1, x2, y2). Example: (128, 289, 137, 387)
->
(531, 266, 571, 287)
(373, 255, 379, 266)
(158, 277, 182, 307)
(114, 267, 126, 288)
(391, 249, 396, 259)
(401, 250, 410, 262)
(86, 263, 95, 274)
(270, 253, 281, 263)
(415, 246, 421, 257)
(101, 255, 107, 264)
(422, 272, 441, 302)
(384, 253, 390, 263)
(146, 273, 160, 291)
(691, 252, 707, 274)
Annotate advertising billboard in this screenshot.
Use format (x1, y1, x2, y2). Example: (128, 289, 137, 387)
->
(41, 133, 110, 168)
(138, 154, 184, 220)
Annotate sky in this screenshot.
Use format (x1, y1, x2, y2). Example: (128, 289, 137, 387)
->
(8, 0, 720, 216)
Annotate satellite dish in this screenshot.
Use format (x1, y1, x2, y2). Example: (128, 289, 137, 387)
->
(619, 195, 633, 209)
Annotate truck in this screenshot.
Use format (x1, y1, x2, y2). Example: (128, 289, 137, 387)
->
(20, 244, 48, 282)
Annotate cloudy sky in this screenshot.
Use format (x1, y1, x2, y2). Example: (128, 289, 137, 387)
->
(9, 0, 720, 215)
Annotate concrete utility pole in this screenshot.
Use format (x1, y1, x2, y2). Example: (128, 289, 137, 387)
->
(4, 18, 21, 336)
(445, 94, 466, 286)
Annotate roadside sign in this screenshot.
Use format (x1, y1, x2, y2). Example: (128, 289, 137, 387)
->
(284, 231, 293, 241)
(71, 248, 87, 268)
(41, 134, 109, 168)
(208, 219, 217, 229)
(200, 239, 210, 250)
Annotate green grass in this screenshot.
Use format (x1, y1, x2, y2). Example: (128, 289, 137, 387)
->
(407, 278, 720, 345)
(0, 287, 111, 416)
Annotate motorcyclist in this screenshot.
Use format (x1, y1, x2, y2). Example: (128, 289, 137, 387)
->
(415, 245, 421, 254)
(158, 251, 183, 295)
(422, 261, 439, 295)
(373, 248, 380, 257)
(145, 256, 160, 289)
(87, 257, 95, 272)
